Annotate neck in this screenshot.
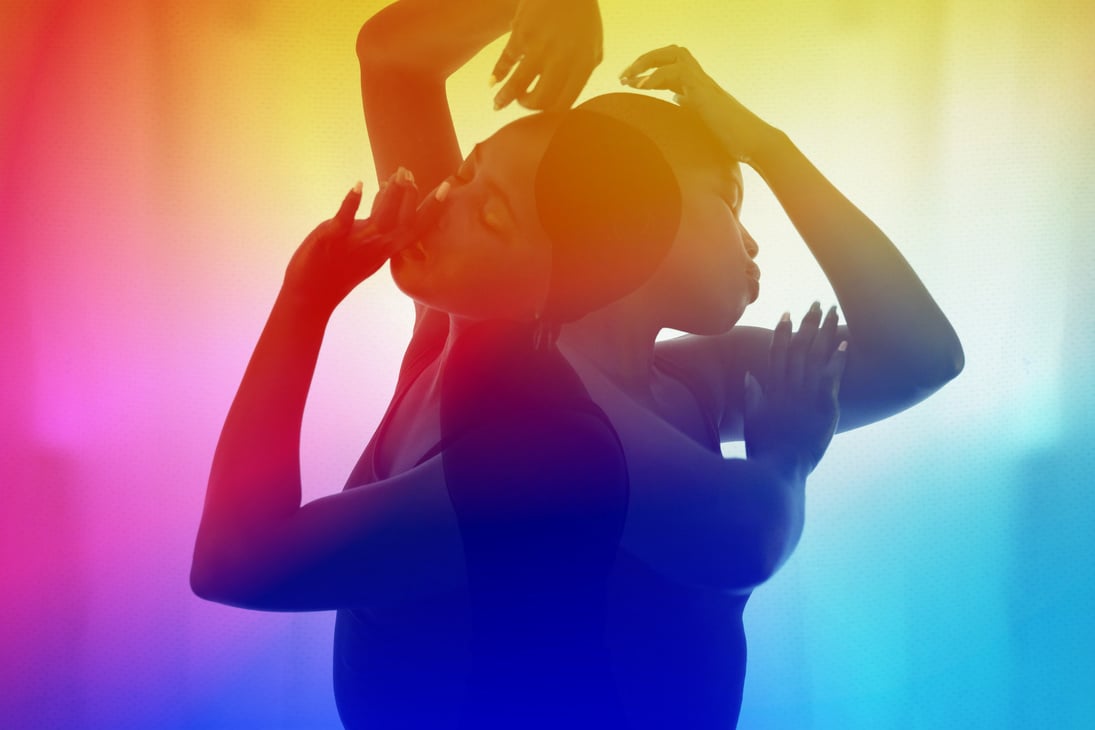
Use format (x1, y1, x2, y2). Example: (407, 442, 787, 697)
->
(556, 304, 661, 399)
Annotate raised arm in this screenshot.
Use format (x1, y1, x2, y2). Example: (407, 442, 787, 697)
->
(624, 46, 964, 438)
(357, 0, 602, 344)
(191, 179, 466, 611)
(357, 0, 516, 191)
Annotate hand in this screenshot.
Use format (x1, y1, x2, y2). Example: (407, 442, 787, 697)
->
(283, 167, 446, 313)
(490, 0, 603, 111)
(618, 45, 773, 165)
(743, 302, 847, 478)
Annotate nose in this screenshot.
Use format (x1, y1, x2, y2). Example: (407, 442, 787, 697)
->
(742, 226, 759, 259)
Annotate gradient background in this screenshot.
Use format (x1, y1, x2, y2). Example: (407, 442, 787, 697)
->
(2, 1, 1093, 728)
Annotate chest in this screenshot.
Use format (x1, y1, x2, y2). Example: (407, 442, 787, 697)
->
(375, 356, 720, 482)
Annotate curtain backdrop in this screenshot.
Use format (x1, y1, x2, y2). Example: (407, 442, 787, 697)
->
(2, 1, 1092, 727)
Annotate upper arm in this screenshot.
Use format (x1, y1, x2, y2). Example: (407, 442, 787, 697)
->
(191, 454, 467, 612)
(655, 323, 953, 441)
(357, 0, 514, 189)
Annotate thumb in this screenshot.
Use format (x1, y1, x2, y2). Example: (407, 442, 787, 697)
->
(334, 181, 364, 230)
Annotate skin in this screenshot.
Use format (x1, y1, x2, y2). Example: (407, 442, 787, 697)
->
(389, 115, 560, 323)
(192, 1, 963, 728)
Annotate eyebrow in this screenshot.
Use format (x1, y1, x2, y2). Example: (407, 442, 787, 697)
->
(470, 144, 517, 217)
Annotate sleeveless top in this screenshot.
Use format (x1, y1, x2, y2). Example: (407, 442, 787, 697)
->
(333, 324, 750, 729)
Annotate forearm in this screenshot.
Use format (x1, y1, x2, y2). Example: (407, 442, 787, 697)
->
(751, 128, 964, 386)
(357, 0, 517, 78)
(356, 0, 517, 192)
(192, 290, 331, 596)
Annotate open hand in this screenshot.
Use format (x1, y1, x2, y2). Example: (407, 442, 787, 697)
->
(619, 44, 773, 165)
(283, 168, 446, 313)
(744, 302, 847, 478)
(490, 0, 602, 111)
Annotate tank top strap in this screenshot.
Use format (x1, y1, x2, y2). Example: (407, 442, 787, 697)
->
(343, 334, 445, 489)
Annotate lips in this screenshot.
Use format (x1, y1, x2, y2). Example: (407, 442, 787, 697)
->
(746, 265, 760, 303)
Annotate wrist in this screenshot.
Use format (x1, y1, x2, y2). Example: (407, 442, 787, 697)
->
(750, 447, 811, 486)
(742, 123, 788, 173)
(275, 284, 337, 326)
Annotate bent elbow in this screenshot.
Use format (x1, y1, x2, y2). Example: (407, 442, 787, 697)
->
(920, 338, 965, 393)
(356, 14, 412, 71)
(189, 540, 264, 609)
(356, 20, 381, 66)
(189, 558, 226, 604)
(946, 338, 965, 380)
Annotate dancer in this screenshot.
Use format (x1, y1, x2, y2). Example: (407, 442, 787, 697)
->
(346, 1, 962, 727)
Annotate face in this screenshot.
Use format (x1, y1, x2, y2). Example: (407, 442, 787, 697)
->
(568, 93, 759, 336)
(390, 117, 557, 322)
(656, 158, 759, 335)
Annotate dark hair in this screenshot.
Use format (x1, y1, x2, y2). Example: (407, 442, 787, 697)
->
(533, 108, 683, 324)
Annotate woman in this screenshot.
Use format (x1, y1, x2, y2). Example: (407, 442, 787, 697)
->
(351, 0, 962, 727)
(191, 96, 836, 726)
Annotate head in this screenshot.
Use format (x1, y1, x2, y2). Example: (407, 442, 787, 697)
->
(575, 93, 759, 335)
(391, 108, 683, 331)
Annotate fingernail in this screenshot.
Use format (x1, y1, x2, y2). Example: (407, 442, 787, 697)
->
(405, 169, 415, 184)
(493, 97, 504, 110)
(780, 311, 791, 323)
(838, 340, 848, 351)
(435, 180, 450, 202)
(352, 180, 363, 195)
(828, 305, 838, 318)
(637, 77, 649, 89)
(488, 73, 498, 88)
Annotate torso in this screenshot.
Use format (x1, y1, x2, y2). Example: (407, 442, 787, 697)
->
(376, 344, 716, 479)
(336, 338, 749, 729)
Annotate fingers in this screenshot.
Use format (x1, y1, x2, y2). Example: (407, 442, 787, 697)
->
(372, 167, 415, 231)
(490, 36, 524, 90)
(787, 301, 822, 390)
(805, 306, 839, 391)
(409, 183, 448, 239)
(631, 66, 683, 94)
(494, 53, 543, 110)
(335, 181, 364, 230)
(768, 311, 792, 397)
(618, 45, 681, 82)
(350, 177, 449, 261)
(518, 60, 569, 110)
(554, 66, 587, 112)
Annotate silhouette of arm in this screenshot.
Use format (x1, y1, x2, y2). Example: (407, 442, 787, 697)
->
(191, 289, 469, 611)
(192, 183, 464, 612)
(625, 46, 963, 438)
(356, 0, 518, 365)
(357, 0, 517, 190)
(661, 130, 963, 438)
